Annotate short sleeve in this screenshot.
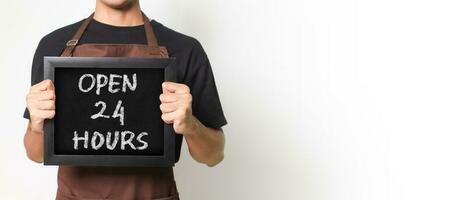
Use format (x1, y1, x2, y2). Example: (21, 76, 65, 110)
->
(185, 41, 227, 129)
(23, 107, 30, 119)
(23, 38, 47, 119)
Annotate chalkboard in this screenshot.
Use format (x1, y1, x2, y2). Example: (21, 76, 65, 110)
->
(43, 57, 176, 167)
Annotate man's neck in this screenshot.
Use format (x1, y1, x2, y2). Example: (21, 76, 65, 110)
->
(94, 1, 144, 26)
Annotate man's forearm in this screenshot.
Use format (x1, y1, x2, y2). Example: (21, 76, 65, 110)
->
(184, 116, 225, 167)
(24, 122, 44, 163)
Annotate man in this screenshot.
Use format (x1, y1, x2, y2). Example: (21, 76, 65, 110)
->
(23, 0, 227, 199)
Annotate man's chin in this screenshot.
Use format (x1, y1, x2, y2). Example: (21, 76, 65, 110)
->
(101, 0, 136, 10)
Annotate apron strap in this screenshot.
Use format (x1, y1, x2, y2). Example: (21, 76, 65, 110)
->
(61, 12, 160, 57)
(61, 13, 94, 57)
(142, 13, 160, 50)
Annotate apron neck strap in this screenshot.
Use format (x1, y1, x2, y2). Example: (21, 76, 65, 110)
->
(61, 12, 160, 57)
(142, 13, 159, 49)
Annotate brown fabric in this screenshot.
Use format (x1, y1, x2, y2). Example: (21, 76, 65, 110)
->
(142, 13, 160, 50)
(56, 167, 178, 200)
(72, 44, 168, 58)
(61, 13, 165, 57)
(61, 13, 94, 57)
(56, 13, 177, 200)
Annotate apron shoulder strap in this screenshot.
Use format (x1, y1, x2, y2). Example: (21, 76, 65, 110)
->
(61, 14, 94, 57)
(142, 13, 160, 50)
(143, 13, 167, 57)
(61, 12, 161, 57)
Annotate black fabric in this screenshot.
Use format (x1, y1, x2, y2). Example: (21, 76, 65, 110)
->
(23, 18, 227, 162)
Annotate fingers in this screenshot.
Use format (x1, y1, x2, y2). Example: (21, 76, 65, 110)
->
(159, 93, 178, 103)
(27, 80, 56, 122)
(43, 110, 55, 119)
(30, 80, 54, 93)
(160, 92, 192, 103)
(162, 82, 190, 94)
(160, 82, 192, 126)
(36, 100, 55, 110)
(160, 100, 192, 124)
(27, 91, 55, 101)
(27, 100, 55, 118)
(45, 79, 55, 90)
(160, 102, 178, 114)
(161, 113, 174, 124)
(35, 110, 55, 119)
(31, 109, 55, 119)
(161, 109, 183, 124)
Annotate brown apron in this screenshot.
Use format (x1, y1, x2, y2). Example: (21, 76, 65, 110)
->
(56, 13, 178, 200)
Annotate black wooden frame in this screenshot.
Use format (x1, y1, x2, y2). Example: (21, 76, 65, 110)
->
(43, 57, 176, 167)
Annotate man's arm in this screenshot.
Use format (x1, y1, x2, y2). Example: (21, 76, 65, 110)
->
(24, 80, 56, 163)
(184, 117, 225, 167)
(160, 82, 225, 167)
(24, 122, 45, 163)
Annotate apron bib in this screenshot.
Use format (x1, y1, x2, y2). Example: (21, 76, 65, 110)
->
(55, 13, 178, 200)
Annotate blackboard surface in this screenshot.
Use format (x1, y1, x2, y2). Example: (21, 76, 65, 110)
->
(55, 67, 164, 155)
(44, 57, 176, 166)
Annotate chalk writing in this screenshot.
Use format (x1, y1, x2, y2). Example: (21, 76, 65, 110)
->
(73, 73, 149, 151)
(73, 130, 148, 150)
(78, 73, 137, 95)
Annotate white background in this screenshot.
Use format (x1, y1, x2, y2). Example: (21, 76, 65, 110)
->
(1, 0, 466, 199)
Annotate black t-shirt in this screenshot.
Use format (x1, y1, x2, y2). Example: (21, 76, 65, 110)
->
(23, 18, 227, 162)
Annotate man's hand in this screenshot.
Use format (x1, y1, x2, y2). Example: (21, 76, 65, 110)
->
(23, 80, 224, 166)
(24, 79, 55, 163)
(26, 80, 56, 133)
(159, 82, 197, 135)
(159, 81, 225, 166)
